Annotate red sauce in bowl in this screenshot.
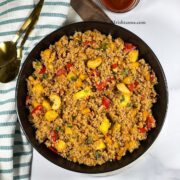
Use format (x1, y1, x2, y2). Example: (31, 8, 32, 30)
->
(100, 0, 140, 13)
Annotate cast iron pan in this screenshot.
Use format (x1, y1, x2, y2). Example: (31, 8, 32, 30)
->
(16, 21, 168, 174)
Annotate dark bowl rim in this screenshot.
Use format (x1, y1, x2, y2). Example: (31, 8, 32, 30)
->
(16, 21, 169, 174)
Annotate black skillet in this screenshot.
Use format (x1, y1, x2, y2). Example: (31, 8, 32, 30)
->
(16, 21, 168, 174)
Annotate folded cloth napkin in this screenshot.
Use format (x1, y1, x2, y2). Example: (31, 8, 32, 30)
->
(0, 0, 70, 179)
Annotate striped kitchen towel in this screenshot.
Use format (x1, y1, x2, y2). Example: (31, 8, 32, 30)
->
(0, 0, 70, 179)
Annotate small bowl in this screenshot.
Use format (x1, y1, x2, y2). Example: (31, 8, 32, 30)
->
(100, 0, 140, 13)
(16, 21, 168, 174)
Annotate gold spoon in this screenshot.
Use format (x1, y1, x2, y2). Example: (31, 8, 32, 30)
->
(0, 0, 44, 83)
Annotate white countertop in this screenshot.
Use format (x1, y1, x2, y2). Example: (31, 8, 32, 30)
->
(31, 0, 180, 179)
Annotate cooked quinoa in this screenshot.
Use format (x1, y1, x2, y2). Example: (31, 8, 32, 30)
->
(26, 30, 157, 166)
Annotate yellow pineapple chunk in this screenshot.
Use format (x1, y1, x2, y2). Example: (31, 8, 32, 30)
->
(74, 87, 92, 100)
(75, 79, 82, 88)
(45, 110, 58, 122)
(32, 84, 44, 95)
(127, 140, 138, 152)
(119, 94, 130, 107)
(128, 50, 139, 62)
(129, 62, 139, 69)
(41, 49, 51, 61)
(42, 100, 51, 110)
(123, 76, 132, 84)
(65, 126, 72, 135)
(145, 71, 150, 81)
(47, 63, 53, 70)
(99, 117, 111, 135)
(82, 108, 90, 115)
(117, 83, 130, 94)
(55, 140, 66, 152)
(49, 94, 61, 110)
(79, 74, 86, 80)
(32, 100, 39, 108)
(87, 57, 102, 69)
(96, 140, 106, 150)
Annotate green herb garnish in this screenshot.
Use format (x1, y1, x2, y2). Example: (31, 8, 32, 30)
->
(43, 73, 48, 79)
(127, 103, 132, 107)
(96, 42, 109, 51)
(67, 124, 73, 128)
(56, 127, 60, 131)
(122, 68, 129, 76)
(71, 76, 77, 81)
(95, 151, 101, 159)
(101, 43, 108, 50)
(120, 95, 125, 102)
(86, 136, 93, 144)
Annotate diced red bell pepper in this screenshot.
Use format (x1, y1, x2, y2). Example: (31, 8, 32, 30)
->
(39, 65, 46, 74)
(111, 63, 118, 69)
(56, 68, 66, 76)
(96, 76, 114, 91)
(48, 146, 58, 154)
(26, 96, 30, 106)
(146, 116, 155, 130)
(32, 105, 43, 114)
(124, 43, 136, 53)
(50, 130, 58, 142)
(128, 83, 135, 92)
(128, 81, 139, 92)
(139, 127, 146, 133)
(96, 81, 107, 91)
(150, 74, 155, 81)
(66, 63, 73, 71)
(102, 96, 111, 109)
(83, 40, 95, 46)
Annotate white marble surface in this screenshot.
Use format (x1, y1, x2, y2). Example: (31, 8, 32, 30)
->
(31, 0, 180, 179)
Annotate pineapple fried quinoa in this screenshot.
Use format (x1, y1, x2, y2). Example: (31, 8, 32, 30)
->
(26, 30, 157, 166)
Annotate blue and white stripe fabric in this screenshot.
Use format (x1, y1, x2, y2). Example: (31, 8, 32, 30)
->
(0, 0, 70, 179)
